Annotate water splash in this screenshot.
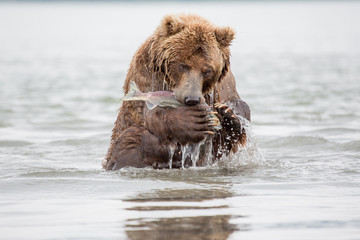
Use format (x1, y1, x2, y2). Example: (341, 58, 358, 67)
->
(168, 144, 176, 169)
(217, 116, 265, 169)
(180, 144, 190, 169)
(204, 137, 213, 165)
(176, 115, 264, 170)
(190, 142, 202, 167)
(178, 139, 209, 168)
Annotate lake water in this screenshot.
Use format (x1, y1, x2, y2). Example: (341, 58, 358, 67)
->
(0, 1, 359, 239)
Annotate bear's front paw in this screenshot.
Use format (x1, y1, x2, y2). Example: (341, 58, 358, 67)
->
(214, 102, 242, 135)
(166, 105, 214, 145)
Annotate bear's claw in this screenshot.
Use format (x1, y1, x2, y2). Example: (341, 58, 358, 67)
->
(214, 102, 242, 133)
(224, 108, 232, 113)
(215, 104, 227, 109)
(208, 111, 218, 115)
(208, 117, 219, 122)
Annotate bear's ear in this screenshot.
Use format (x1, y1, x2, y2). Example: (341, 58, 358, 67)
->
(161, 15, 184, 36)
(215, 26, 235, 47)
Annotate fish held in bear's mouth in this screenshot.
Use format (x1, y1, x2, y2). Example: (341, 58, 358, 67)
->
(122, 82, 181, 109)
(122, 81, 221, 130)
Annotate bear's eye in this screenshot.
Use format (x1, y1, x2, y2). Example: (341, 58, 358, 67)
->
(178, 63, 190, 72)
(202, 68, 213, 78)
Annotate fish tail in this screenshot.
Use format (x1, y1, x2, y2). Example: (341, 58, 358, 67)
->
(122, 81, 141, 101)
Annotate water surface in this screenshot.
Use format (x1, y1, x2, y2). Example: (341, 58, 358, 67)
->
(0, 1, 359, 239)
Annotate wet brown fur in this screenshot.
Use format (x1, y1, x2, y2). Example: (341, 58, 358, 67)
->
(104, 14, 251, 170)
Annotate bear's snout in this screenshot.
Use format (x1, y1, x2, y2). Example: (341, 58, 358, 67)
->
(174, 70, 204, 106)
(184, 96, 201, 106)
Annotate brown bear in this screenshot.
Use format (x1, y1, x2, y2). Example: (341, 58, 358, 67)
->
(103, 14, 251, 170)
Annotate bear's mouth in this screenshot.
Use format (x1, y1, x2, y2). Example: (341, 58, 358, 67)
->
(174, 87, 205, 106)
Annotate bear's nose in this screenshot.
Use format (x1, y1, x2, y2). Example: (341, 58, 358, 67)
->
(184, 96, 201, 106)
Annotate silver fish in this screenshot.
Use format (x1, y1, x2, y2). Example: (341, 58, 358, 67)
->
(121, 82, 221, 130)
(122, 81, 181, 109)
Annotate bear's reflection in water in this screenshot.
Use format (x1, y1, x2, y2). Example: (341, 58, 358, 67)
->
(124, 188, 250, 240)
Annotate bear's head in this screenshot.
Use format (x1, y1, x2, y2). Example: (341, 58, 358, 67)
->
(149, 14, 235, 106)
